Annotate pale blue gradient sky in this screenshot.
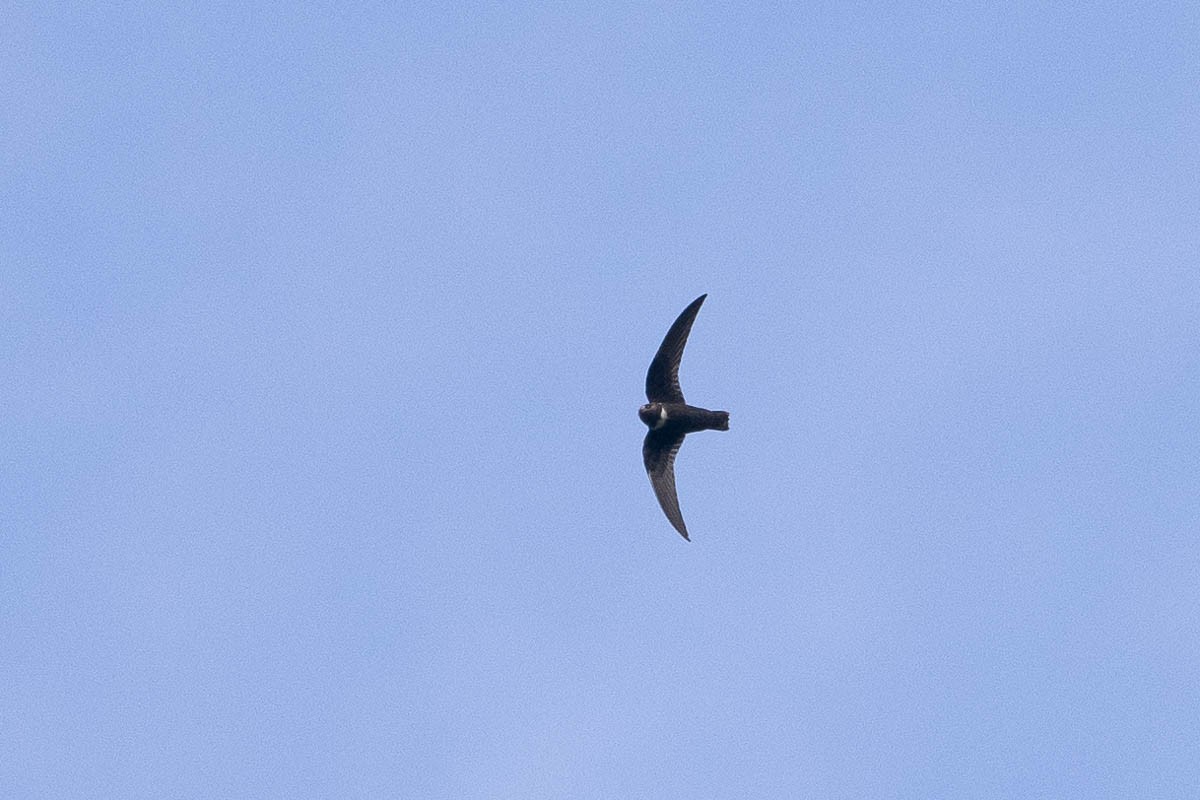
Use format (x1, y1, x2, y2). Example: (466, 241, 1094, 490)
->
(4, 4, 1199, 797)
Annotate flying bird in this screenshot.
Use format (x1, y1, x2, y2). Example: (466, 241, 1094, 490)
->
(639, 294, 729, 540)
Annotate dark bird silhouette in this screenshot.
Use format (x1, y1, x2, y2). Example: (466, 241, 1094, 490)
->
(639, 294, 729, 540)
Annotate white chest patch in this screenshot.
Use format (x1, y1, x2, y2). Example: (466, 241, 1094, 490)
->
(652, 406, 668, 429)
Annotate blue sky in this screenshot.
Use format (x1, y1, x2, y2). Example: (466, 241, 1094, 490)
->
(4, 3, 1199, 797)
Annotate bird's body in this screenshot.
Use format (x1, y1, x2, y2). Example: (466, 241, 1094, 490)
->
(638, 401, 729, 434)
(639, 294, 729, 540)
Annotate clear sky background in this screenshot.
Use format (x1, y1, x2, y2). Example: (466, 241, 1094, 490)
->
(4, 4, 1199, 798)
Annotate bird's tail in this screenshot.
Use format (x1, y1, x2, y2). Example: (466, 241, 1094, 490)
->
(711, 411, 730, 431)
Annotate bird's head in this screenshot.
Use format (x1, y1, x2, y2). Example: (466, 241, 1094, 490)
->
(639, 402, 667, 429)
